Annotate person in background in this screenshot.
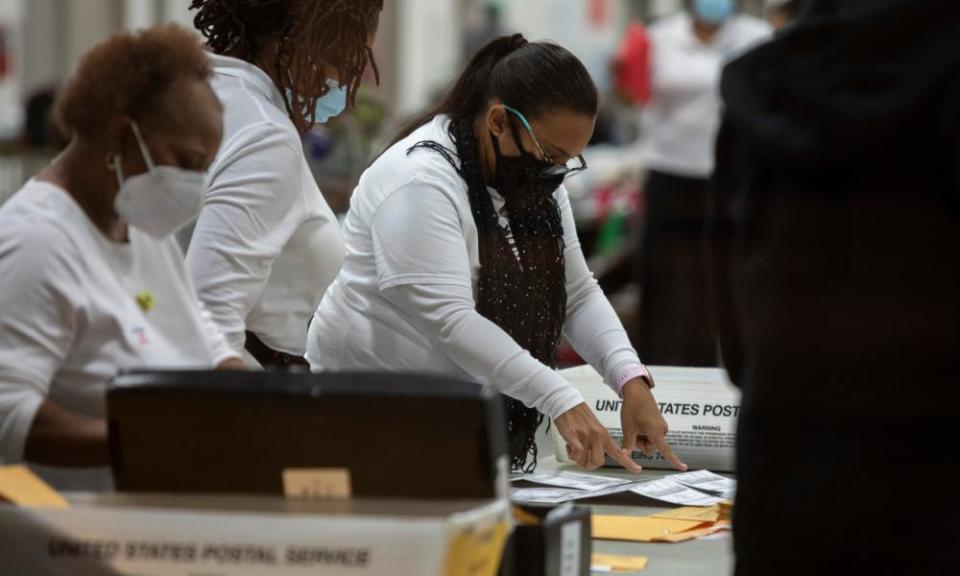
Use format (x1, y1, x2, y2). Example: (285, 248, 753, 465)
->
(765, 0, 803, 29)
(185, 0, 383, 368)
(710, 0, 959, 573)
(306, 35, 687, 475)
(636, 0, 770, 366)
(0, 25, 241, 489)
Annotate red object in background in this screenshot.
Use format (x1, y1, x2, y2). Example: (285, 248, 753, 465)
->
(589, 0, 609, 27)
(615, 22, 652, 105)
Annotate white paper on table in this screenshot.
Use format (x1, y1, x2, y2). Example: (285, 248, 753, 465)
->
(629, 478, 727, 507)
(564, 481, 642, 501)
(512, 471, 634, 492)
(669, 470, 737, 499)
(510, 487, 583, 504)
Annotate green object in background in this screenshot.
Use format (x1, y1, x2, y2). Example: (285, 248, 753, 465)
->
(597, 208, 628, 257)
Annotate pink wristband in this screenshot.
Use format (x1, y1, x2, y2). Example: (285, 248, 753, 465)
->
(615, 365, 653, 398)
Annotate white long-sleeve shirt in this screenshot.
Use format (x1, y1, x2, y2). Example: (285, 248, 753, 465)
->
(306, 116, 647, 419)
(646, 12, 771, 177)
(0, 181, 236, 482)
(185, 54, 344, 359)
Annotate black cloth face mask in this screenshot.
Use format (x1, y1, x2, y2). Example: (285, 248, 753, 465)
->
(490, 119, 565, 205)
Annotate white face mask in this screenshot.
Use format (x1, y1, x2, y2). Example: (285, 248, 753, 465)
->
(113, 121, 206, 238)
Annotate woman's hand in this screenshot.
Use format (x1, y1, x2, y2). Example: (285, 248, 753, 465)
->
(23, 401, 109, 467)
(554, 403, 643, 472)
(620, 378, 687, 471)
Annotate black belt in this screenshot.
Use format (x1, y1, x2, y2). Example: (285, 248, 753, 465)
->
(244, 331, 309, 369)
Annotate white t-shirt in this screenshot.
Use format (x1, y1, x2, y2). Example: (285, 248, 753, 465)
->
(646, 12, 771, 177)
(185, 54, 345, 359)
(307, 116, 646, 420)
(0, 181, 236, 474)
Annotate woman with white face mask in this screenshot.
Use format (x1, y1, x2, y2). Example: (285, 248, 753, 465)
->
(183, 0, 383, 368)
(0, 25, 242, 489)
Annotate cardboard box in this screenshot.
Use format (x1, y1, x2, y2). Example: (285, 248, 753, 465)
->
(0, 493, 511, 576)
(552, 366, 741, 471)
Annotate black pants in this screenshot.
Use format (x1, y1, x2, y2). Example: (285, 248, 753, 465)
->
(734, 409, 960, 575)
(637, 170, 717, 366)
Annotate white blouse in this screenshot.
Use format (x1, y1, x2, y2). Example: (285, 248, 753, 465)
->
(185, 54, 345, 360)
(0, 180, 236, 466)
(646, 12, 772, 177)
(307, 116, 648, 420)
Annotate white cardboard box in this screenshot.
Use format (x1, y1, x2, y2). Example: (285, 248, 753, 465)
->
(551, 365, 741, 471)
(0, 494, 511, 576)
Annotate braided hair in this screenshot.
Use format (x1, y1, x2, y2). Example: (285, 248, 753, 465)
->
(396, 36, 599, 472)
(190, 0, 382, 133)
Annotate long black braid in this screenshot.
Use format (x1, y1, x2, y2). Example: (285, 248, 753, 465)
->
(410, 115, 568, 473)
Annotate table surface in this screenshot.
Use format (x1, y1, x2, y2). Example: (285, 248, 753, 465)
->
(533, 431, 733, 576)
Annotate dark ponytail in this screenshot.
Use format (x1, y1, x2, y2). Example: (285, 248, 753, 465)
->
(390, 34, 598, 146)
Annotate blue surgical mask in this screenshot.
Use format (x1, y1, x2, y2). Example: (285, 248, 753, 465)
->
(287, 79, 349, 125)
(314, 79, 348, 124)
(694, 0, 734, 25)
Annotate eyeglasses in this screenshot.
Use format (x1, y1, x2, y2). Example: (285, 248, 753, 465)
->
(503, 105, 588, 179)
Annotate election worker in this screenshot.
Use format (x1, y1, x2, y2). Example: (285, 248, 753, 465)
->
(185, 0, 383, 368)
(0, 25, 241, 488)
(637, 0, 770, 366)
(306, 35, 686, 474)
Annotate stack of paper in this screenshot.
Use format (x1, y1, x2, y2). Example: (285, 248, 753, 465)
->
(669, 470, 737, 501)
(510, 470, 735, 508)
(629, 478, 726, 507)
(510, 471, 639, 505)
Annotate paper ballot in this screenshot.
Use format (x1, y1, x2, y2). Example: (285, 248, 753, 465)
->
(629, 478, 726, 507)
(510, 488, 584, 505)
(512, 471, 634, 492)
(669, 470, 737, 500)
(510, 470, 734, 506)
(511, 482, 640, 505)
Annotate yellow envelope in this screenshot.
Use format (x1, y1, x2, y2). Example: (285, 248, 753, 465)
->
(649, 505, 723, 523)
(592, 515, 707, 542)
(511, 506, 543, 526)
(653, 521, 731, 543)
(0, 465, 70, 509)
(591, 553, 649, 572)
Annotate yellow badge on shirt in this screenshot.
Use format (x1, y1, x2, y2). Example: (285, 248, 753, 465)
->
(136, 290, 156, 312)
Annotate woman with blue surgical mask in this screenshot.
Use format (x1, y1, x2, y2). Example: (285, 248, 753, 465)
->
(185, 0, 383, 368)
(634, 0, 770, 367)
(0, 26, 242, 489)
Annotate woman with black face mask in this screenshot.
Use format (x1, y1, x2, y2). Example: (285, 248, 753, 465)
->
(305, 35, 685, 474)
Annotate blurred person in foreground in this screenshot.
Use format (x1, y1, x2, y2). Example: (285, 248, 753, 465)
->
(765, 0, 803, 30)
(710, 0, 960, 573)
